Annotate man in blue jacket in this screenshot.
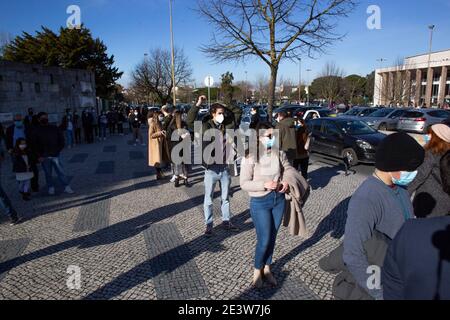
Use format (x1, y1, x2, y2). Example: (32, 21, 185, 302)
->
(383, 151, 450, 300)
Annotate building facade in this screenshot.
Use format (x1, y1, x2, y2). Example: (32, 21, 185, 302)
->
(374, 49, 450, 107)
(0, 60, 96, 122)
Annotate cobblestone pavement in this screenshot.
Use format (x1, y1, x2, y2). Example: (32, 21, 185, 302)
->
(0, 130, 372, 300)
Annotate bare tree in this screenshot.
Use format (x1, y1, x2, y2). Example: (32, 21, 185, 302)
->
(130, 48, 193, 105)
(254, 74, 269, 103)
(311, 61, 345, 105)
(197, 0, 356, 119)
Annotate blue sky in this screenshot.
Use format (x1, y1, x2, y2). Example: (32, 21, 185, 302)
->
(1, 0, 449, 87)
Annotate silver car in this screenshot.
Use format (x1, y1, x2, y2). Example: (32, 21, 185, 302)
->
(397, 109, 450, 133)
(363, 108, 411, 131)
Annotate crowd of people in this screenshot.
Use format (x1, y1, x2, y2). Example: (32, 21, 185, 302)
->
(0, 105, 149, 225)
(1, 97, 449, 300)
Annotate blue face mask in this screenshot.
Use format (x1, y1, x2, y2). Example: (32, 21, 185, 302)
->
(263, 137, 276, 149)
(391, 171, 418, 186)
(15, 121, 23, 128)
(423, 134, 431, 144)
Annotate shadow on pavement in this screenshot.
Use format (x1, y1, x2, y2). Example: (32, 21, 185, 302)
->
(0, 193, 206, 277)
(83, 209, 252, 300)
(234, 197, 350, 300)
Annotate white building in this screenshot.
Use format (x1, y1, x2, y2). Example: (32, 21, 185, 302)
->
(374, 49, 450, 107)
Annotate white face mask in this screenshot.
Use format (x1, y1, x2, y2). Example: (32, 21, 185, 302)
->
(158, 116, 164, 122)
(215, 114, 225, 124)
(19, 144, 27, 150)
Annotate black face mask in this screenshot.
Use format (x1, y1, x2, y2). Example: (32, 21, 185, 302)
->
(40, 119, 49, 125)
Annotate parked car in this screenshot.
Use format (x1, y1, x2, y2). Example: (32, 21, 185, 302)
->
(339, 107, 382, 118)
(397, 109, 450, 133)
(362, 108, 411, 131)
(308, 118, 387, 166)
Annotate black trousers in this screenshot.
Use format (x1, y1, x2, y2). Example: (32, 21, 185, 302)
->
(109, 123, 116, 135)
(117, 123, 124, 134)
(93, 125, 99, 137)
(293, 157, 310, 180)
(75, 128, 82, 144)
(31, 163, 39, 192)
(84, 126, 94, 143)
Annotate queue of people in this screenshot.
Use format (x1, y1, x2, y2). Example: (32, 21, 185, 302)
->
(1, 98, 449, 299)
(0, 111, 76, 225)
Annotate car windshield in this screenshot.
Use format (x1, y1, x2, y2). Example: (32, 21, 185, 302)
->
(335, 120, 377, 135)
(344, 108, 361, 116)
(403, 111, 424, 119)
(370, 109, 394, 118)
(359, 108, 378, 117)
(319, 110, 331, 117)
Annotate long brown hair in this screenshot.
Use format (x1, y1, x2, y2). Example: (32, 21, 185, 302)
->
(173, 110, 183, 129)
(152, 111, 163, 131)
(426, 129, 450, 156)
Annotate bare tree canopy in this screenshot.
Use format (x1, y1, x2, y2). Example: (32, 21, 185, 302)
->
(310, 61, 345, 105)
(197, 0, 356, 118)
(130, 47, 193, 105)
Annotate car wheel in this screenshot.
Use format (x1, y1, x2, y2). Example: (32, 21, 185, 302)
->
(379, 123, 388, 131)
(342, 148, 359, 167)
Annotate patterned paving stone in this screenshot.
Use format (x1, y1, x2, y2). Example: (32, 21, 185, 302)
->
(69, 153, 89, 164)
(0, 239, 30, 283)
(129, 151, 145, 160)
(95, 161, 115, 174)
(0, 130, 374, 300)
(73, 199, 110, 232)
(103, 146, 117, 153)
(143, 223, 210, 300)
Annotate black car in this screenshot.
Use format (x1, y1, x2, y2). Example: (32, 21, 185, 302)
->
(308, 118, 387, 166)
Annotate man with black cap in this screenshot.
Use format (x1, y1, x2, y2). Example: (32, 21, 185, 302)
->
(343, 132, 425, 300)
(383, 151, 450, 300)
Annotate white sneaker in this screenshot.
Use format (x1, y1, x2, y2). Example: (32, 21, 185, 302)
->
(48, 187, 55, 195)
(170, 175, 178, 183)
(64, 186, 74, 194)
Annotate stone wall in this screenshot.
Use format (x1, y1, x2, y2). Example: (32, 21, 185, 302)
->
(0, 60, 96, 123)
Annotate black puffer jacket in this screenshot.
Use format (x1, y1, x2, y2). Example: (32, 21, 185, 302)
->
(408, 151, 450, 218)
(31, 125, 65, 158)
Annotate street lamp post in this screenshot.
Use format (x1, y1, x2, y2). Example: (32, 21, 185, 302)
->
(376, 58, 387, 106)
(427, 25, 435, 107)
(169, 0, 176, 106)
(306, 69, 312, 106)
(245, 71, 248, 102)
(298, 58, 302, 104)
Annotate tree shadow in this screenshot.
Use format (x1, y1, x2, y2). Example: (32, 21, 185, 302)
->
(0, 193, 206, 276)
(308, 165, 344, 190)
(83, 209, 253, 300)
(30, 178, 161, 219)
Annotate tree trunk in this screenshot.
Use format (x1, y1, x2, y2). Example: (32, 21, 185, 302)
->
(268, 65, 278, 122)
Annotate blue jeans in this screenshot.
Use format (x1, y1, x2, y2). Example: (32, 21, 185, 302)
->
(41, 157, 69, 189)
(65, 130, 74, 147)
(204, 168, 231, 225)
(100, 124, 107, 139)
(250, 191, 286, 269)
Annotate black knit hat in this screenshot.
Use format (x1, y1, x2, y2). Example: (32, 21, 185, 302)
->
(376, 132, 425, 172)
